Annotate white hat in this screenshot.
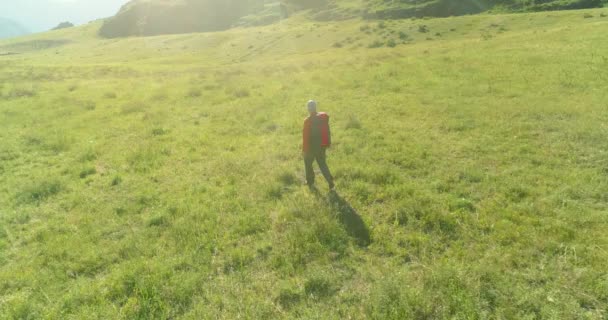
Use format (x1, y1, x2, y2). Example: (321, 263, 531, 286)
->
(307, 100, 317, 112)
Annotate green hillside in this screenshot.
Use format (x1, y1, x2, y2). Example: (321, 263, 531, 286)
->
(1, 8, 608, 319)
(354, 0, 608, 18)
(98, 0, 608, 37)
(99, 0, 285, 38)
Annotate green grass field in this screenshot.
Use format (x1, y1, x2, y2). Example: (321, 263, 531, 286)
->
(1, 8, 608, 319)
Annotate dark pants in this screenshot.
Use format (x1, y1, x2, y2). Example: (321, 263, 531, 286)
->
(304, 148, 334, 187)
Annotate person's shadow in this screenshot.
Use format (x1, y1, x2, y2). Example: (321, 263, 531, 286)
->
(310, 187, 371, 247)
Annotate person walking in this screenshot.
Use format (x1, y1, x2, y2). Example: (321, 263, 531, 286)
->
(303, 100, 335, 190)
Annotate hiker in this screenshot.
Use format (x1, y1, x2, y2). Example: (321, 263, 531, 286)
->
(303, 100, 335, 190)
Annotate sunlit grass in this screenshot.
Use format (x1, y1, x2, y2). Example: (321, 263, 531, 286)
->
(1, 8, 608, 319)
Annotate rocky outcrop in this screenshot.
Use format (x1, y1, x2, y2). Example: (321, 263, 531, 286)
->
(52, 22, 75, 30)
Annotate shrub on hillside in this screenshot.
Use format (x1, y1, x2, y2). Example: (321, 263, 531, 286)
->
(231, 88, 250, 98)
(368, 40, 384, 48)
(278, 171, 298, 186)
(345, 115, 362, 129)
(147, 214, 169, 227)
(16, 180, 63, 205)
(284, 0, 328, 9)
(111, 175, 122, 186)
(103, 91, 117, 99)
(304, 275, 335, 299)
(7, 87, 36, 99)
(187, 88, 202, 98)
(121, 102, 146, 114)
(79, 149, 98, 162)
(152, 128, 168, 136)
(52, 22, 74, 30)
(79, 167, 96, 179)
(83, 101, 96, 110)
(151, 91, 168, 101)
(276, 285, 301, 309)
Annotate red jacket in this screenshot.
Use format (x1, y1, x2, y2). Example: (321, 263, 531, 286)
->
(303, 112, 331, 154)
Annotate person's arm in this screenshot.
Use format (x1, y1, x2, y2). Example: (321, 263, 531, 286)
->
(302, 118, 309, 154)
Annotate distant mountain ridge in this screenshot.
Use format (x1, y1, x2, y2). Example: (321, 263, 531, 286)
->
(99, 0, 608, 38)
(0, 17, 29, 39)
(99, 0, 283, 38)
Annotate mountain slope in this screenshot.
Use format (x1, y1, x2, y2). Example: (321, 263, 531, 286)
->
(99, 0, 608, 38)
(0, 17, 29, 39)
(99, 0, 283, 38)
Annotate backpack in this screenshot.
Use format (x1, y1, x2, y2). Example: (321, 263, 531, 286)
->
(316, 112, 331, 147)
(303, 112, 331, 153)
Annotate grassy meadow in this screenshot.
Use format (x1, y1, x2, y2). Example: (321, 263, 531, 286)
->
(1, 8, 608, 319)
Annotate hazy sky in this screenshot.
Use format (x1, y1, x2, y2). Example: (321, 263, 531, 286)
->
(0, 0, 130, 32)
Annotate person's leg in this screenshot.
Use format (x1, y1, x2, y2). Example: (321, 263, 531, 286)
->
(316, 148, 335, 188)
(304, 153, 315, 186)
